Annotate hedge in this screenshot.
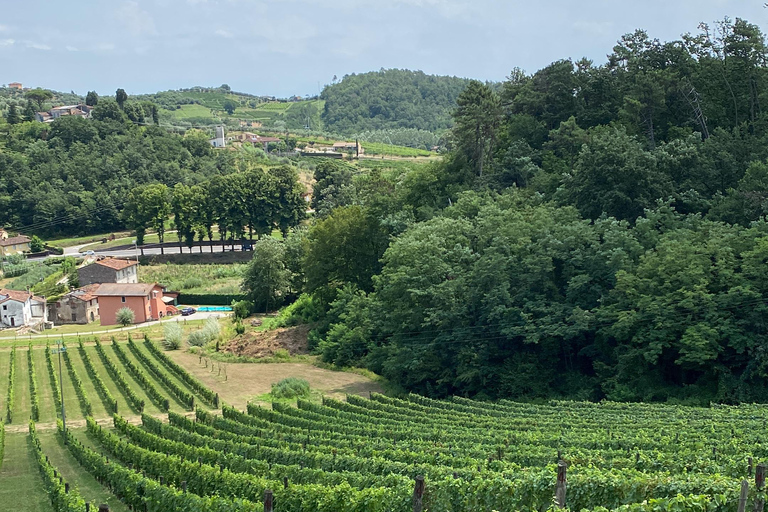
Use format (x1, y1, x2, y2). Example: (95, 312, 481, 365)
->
(177, 293, 245, 306)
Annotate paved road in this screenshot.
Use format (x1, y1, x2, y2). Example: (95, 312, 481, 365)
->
(0, 311, 229, 341)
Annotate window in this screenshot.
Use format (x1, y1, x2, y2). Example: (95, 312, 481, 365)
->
(2, 305, 5, 311)
(121, 296, 126, 303)
(71, 313, 77, 322)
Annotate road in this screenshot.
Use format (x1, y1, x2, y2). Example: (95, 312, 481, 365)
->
(0, 311, 229, 341)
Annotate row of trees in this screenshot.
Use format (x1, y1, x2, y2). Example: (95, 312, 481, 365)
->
(122, 167, 306, 254)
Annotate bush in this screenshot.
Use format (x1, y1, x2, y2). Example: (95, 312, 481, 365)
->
(270, 377, 310, 399)
(234, 320, 245, 335)
(187, 317, 221, 347)
(232, 300, 252, 320)
(162, 321, 183, 350)
(177, 293, 246, 305)
(116, 307, 135, 326)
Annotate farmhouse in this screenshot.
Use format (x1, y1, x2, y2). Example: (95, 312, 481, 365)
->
(238, 132, 281, 151)
(49, 284, 100, 325)
(94, 282, 167, 326)
(0, 229, 31, 257)
(8, 82, 22, 90)
(0, 289, 47, 328)
(333, 141, 364, 155)
(78, 258, 138, 287)
(35, 104, 93, 123)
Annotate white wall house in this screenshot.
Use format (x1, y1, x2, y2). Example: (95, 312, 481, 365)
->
(0, 289, 47, 328)
(209, 126, 226, 148)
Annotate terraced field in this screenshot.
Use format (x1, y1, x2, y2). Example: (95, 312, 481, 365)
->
(2, 334, 766, 511)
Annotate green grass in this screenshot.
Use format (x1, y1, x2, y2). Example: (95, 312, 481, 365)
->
(360, 141, 435, 157)
(163, 104, 217, 120)
(48, 231, 132, 249)
(12, 347, 31, 424)
(38, 431, 129, 512)
(0, 351, 8, 415)
(139, 263, 245, 294)
(0, 434, 53, 512)
(33, 349, 57, 423)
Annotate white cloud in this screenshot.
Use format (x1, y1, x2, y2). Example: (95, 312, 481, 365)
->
(26, 42, 51, 50)
(0, 39, 14, 47)
(215, 29, 233, 38)
(117, 1, 157, 36)
(66, 45, 79, 52)
(0, 25, 10, 33)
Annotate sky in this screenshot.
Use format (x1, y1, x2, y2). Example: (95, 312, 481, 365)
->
(0, 0, 766, 98)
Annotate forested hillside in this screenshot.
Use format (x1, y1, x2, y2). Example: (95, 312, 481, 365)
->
(293, 18, 768, 404)
(320, 69, 471, 133)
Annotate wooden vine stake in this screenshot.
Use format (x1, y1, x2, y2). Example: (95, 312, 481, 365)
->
(264, 489, 274, 512)
(756, 464, 766, 512)
(555, 461, 567, 509)
(413, 475, 425, 512)
(738, 480, 749, 512)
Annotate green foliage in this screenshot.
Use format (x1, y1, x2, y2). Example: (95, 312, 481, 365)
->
(177, 292, 246, 305)
(29, 235, 44, 253)
(116, 307, 135, 326)
(27, 344, 39, 421)
(78, 339, 118, 414)
(242, 237, 291, 312)
(127, 336, 195, 409)
(188, 317, 221, 348)
(231, 300, 253, 320)
(95, 338, 144, 413)
(45, 344, 62, 416)
(162, 321, 183, 350)
(321, 69, 470, 133)
(5, 347, 15, 423)
(270, 377, 310, 399)
(112, 337, 170, 411)
(61, 341, 93, 416)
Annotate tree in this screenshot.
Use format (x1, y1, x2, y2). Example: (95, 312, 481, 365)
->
(116, 307, 135, 326)
(122, 184, 170, 254)
(5, 104, 20, 125)
(242, 237, 291, 312)
(85, 91, 99, 106)
(29, 235, 44, 253)
(304, 205, 387, 293)
(115, 88, 128, 110)
(452, 80, 502, 177)
(171, 183, 197, 253)
(22, 100, 36, 122)
(223, 99, 237, 115)
(25, 88, 53, 110)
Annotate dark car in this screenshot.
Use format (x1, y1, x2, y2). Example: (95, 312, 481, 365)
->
(181, 307, 196, 316)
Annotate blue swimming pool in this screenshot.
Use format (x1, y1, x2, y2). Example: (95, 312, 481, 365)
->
(195, 306, 233, 312)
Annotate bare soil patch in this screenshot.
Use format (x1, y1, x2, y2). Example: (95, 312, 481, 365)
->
(224, 325, 310, 358)
(164, 349, 383, 410)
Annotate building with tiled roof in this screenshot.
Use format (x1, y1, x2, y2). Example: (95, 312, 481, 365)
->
(94, 282, 167, 325)
(0, 288, 47, 328)
(78, 258, 138, 286)
(0, 231, 31, 256)
(49, 284, 100, 325)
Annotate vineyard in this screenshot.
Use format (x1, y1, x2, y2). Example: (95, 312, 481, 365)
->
(1, 336, 767, 511)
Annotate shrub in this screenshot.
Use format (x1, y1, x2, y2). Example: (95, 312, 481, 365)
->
(234, 320, 245, 335)
(116, 307, 135, 326)
(187, 317, 221, 347)
(271, 377, 310, 399)
(232, 300, 252, 320)
(162, 321, 183, 350)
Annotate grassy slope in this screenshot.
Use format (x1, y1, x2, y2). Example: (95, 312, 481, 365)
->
(12, 348, 30, 424)
(0, 434, 52, 512)
(38, 431, 129, 512)
(33, 349, 57, 423)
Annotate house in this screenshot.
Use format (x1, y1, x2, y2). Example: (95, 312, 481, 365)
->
(332, 141, 363, 156)
(209, 126, 226, 148)
(35, 104, 93, 123)
(78, 258, 138, 287)
(239, 132, 281, 151)
(94, 283, 167, 326)
(48, 284, 100, 325)
(0, 229, 31, 257)
(0, 289, 47, 328)
(8, 82, 22, 90)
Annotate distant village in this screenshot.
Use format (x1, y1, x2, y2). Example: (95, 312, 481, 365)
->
(0, 229, 179, 334)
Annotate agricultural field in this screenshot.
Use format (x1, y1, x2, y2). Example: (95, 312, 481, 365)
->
(138, 263, 246, 295)
(1, 328, 766, 512)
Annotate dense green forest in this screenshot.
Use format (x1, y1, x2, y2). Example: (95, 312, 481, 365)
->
(320, 69, 471, 134)
(0, 90, 306, 238)
(286, 18, 768, 404)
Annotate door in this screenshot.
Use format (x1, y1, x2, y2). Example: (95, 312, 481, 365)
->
(10, 317, 14, 327)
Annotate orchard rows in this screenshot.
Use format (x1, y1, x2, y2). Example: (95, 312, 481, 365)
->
(2, 336, 767, 511)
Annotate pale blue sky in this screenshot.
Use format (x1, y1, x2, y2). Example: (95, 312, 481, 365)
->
(0, 0, 765, 97)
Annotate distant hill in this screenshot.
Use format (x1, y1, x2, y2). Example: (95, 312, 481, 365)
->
(319, 69, 471, 134)
(134, 86, 323, 130)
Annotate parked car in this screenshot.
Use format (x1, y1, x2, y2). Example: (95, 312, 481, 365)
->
(181, 307, 196, 316)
